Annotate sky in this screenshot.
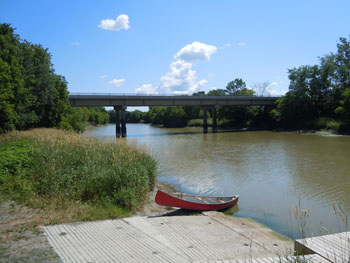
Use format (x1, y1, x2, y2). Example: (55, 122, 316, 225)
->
(2, 0, 350, 97)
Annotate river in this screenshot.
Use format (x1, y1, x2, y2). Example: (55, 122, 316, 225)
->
(86, 123, 350, 238)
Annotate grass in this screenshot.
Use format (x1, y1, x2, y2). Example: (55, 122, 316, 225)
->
(187, 118, 213, 127)
(312, 117, 341, 132)
(0, 128, 157, 224)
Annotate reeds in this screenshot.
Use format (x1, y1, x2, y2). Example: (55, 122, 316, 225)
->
(0, 128, 157, 216)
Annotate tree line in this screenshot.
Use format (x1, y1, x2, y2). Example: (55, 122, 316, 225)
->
(0, 24, 108, 133)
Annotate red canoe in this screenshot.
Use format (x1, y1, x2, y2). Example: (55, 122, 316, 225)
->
(155, 190, 239, 211)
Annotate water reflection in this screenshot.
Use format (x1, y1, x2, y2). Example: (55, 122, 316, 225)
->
(86, 124, 350, 238)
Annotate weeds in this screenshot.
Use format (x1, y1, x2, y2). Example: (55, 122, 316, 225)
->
(0, 128, 157, 221)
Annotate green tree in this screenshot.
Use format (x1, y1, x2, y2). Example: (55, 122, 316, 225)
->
(217, 79, 256, 126)
(0, 24, 22, 132)
(225, 78, 246, 95)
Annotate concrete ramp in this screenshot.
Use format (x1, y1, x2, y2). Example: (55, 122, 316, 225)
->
(44, 212, 294, 263)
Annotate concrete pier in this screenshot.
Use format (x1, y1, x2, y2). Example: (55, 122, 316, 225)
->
(114, 106, 127, 138)
(121, 108, 126, 137)
(114, 106, 121, 138)
(203, 108, 208, 134)
(212, 107, 217, 133)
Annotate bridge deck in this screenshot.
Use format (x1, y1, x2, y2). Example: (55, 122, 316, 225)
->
(69, 94, 278, 107)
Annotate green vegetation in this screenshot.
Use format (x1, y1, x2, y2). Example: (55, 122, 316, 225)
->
(0, 23, 108, 134)
(0, 128, 157, 221)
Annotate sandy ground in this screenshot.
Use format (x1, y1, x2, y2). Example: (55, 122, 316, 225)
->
(0, 197, 62, 263)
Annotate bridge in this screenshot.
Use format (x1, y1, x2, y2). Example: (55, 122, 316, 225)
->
(69, 93, 278, 137)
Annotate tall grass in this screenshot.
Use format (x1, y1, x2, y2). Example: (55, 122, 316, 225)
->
(0, 128, 157, 221)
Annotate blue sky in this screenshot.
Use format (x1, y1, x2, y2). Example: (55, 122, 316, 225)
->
(2, 0, 350, 96)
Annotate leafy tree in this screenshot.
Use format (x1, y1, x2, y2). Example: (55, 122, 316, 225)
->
(217, 79, 257, 126)
(148, 106, 187, 127)
(335, 88, 350, 132)
(126, 110, 144, 123)
(207, 89, 226, 96)
(0, 23, 106, 133)
(225, 78, 246, 95)
(0, 24, 22, 132)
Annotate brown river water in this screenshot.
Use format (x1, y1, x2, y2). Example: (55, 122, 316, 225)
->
(86, 123, 350, 238)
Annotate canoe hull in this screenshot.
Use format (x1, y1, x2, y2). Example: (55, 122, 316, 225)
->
(155, 190, 239, 211)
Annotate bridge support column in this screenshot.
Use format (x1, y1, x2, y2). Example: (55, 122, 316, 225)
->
(121, 107, 127, 137)
(203, 108, 208, 134)
(114, 106, 121, 138)
(212, 107, 217, 133)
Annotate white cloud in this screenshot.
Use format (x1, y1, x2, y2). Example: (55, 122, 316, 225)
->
(154, 42, 217, 94)
(100, 74, 108, 79)
(224, 43, 231, 47)
(253, 81, 287, 96)
(174, 41, 217, 62)
(159, 59, 208, 94)
(238, 42, 247, 46)
(109, 78, 125, 87)
(135, 84, 158, 94)
(98, 14, 130, 31)
(265, 81, 287, 96)
(71, 41, 80, 46)
(134, 42, 216, 95)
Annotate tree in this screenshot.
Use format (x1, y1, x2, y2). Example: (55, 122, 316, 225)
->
(0, 23, 97, 133)
(225, 78, 246, 95)
(207, 89, 226, 96)
(217, 79, 256, 126)
(0, 24, 22, 132)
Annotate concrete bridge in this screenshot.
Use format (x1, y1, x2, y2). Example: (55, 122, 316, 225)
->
(69, 93, 278, 137)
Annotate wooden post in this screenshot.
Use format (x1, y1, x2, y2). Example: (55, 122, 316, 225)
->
(212, 107, 217, 133)
(114, 106, 121, 138)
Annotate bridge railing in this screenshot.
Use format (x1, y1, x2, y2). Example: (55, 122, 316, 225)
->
(69, 92, 280, 97)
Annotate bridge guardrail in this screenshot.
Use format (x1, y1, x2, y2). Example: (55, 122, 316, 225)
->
(69, 92, 280, 98)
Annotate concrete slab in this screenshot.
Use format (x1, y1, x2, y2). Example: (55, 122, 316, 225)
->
(44, 213, 295, 263)
(295, 231, 350, 262)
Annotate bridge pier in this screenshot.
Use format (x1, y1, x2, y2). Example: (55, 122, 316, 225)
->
(212, 107, 217, 133)
(121, 108, 126, 137)
(203, 108, 208, 134)
(114, 106, 121, 137)
(114, 106, 127, 138)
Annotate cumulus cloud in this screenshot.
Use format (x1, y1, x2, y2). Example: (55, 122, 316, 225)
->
(174, 41, 217, 62)
(109, 78, 125, 87)
(159, 59, 208, 94)
(153, 42, 217, 94)
(238, 42, 247, 46)
(253, 81, 287, 96)
(100, 74, 108, 79)
(133, 42, 216, 95)
(224, 43, 231, 47)
(135, 84, 158, 94)
(265, 81, 287, 96)
(98, 14, 130, 31)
